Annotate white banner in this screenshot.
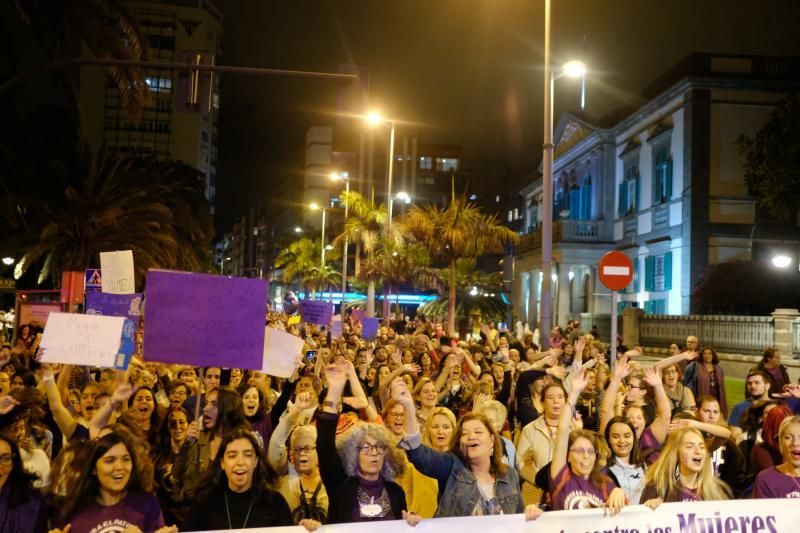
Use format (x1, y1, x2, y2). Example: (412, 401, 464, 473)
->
(187, 498, 799, 532)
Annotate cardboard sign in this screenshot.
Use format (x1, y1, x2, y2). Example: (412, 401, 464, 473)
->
(331, 314, 343, 339)
(40, 313, 126, 368)
(100, 250, 135, 294)
(299, 299, 333, 326)
(262, 327, 305, 377)
(85, 292, 142, 321)
(143, 270, 268, 369)
(362, 317, 379, 340)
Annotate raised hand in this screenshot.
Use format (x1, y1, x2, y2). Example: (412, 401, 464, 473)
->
(323, 362, 348, 391)
(612, 357, 632, 382)
(111, 383, 134, 406)
(574, 338, 586, 357)
(342, 396, 368, 410)
(546, 365, 568, 381)
(294, 391, 315, 412)
(642, 366, 663, 388)
(568, 367, 589, 395)
(0, 395, 18, 415)
(186, 420, 200, 441)
(472, 392, 490, 410)
(401, 363, 421, 375)
(774, 383, 800, 399)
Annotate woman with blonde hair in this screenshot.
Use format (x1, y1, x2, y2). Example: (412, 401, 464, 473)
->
(642, 427, 732, 506)
(412, 378, 438, 425)
(422, 407, 456, 452)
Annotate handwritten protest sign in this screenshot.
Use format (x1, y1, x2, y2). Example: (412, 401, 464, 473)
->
(331, 315, 343, 340)
(299, 300, 333, 326)
(40, 313, 126, 368)
(100, 250, 135, 294)
(362, 317, 379, 340)
(86, 292, 142, 321)
(262, 327, 305, 377)
(351, 308, 365, 326)
(143, 270, 268, 369)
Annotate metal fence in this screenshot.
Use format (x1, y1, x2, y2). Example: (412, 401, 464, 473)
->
(794, 318, 800, 357)
(640, 314, 774, 355)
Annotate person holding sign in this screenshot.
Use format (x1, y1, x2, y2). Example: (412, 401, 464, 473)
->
(316, 360, 419, 526)
(550, 367, 626, 513)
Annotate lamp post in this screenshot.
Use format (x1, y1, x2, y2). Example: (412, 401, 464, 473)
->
(309, 202, 327, 267)
(540, 0, 587, 346)
(1, 257, 13, 266)
(366, 111, 397, 232)
(220, 256, 231, 275)
(330, 171, 351, 309)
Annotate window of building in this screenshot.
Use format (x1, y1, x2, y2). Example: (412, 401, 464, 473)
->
(435, 157, 459, 172)
(624, 258, 639, 294)
(618, 162, 640, 217)
(652, 146, 672, 204)
(416, 176, 434, 185)
(145, 76, 172, 92)
(644, 252, 673, 292)
(644, 299, 667, 314)
(419, 156, 433, 170)
(201, 130, 209, 142)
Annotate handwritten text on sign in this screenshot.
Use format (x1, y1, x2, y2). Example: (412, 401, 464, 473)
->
(143, 270, 268, 369)
(40, 313, 126, 368)
(100, 250, 135, 294)
(299, 299, 333, 326)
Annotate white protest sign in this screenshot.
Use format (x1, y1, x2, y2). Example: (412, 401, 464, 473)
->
(40, 313, 126, 368)
(262, 326, 305, 377)
(100, 250, 135, 294)
(331, 314, 343, 340)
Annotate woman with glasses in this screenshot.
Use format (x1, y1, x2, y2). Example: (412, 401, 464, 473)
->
(661, 364, 695, 413)
(0, 432, 47, 532)
(550, 369, 625, 512)
(317, 361, 419, 525)
(267, 391, 329, 524)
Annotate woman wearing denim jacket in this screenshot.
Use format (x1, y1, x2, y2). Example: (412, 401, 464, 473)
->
(395, 383, 542, 521)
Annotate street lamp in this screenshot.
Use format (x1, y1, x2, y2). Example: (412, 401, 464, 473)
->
(394, 191, 411, 203)
(1, 257, 13, 266)
(294, 226, 303, 234)
(220, 256, 231, 275)
(771, 254, 792, 269)
(309, 202, 327, 266)
(540, 0, 589, 347)
(330, 171, 351, 309)
(365, 111, 397, 232)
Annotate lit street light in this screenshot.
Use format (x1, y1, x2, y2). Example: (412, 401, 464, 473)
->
(395, 191, 411, 203)
(540, 0, 589, 348)
(309, 202, 327, 266)
(1, 257, 13, 266)
(220, 256, 231, 275)
(294, 226, 303, 233)
(772, 254, 792, 268)
(330, 171, 351, 309)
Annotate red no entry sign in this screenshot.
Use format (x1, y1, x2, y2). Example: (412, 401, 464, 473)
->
(598, 251, 634, 291)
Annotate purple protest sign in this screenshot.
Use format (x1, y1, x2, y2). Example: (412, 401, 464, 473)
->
(299, 299, 333, 326)
(85, 292, 143, 321)
(362, 317, 379, 340)
(143, 270, 268, 369)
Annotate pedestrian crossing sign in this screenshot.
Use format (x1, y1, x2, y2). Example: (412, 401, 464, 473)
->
(85, 269, 102, 291)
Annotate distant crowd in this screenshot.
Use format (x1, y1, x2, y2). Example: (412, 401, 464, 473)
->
(0, 314, 799, 532)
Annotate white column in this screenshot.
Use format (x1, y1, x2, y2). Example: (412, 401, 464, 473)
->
(556, 263, 571, 328)
(528, 271, 539, 329)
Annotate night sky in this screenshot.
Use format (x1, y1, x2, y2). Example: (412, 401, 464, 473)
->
(211, 0, 800, 234)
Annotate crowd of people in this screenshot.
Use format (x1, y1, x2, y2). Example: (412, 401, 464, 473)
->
(0, 314, 799, 533)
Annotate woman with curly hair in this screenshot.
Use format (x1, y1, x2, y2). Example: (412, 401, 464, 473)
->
(0, 432, 47, 532)
(49, 430, 176, 533)
(183, 429, 301, 530)
(642, 426, 732, 506)
(317, 361, 419, 525)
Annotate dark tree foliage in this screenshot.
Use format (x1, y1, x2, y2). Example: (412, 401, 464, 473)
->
(692, 260, 800, 315)
(737, 93, 800, 221)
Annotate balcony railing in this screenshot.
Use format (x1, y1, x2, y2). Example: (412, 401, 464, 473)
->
(516, 219, 605, 253)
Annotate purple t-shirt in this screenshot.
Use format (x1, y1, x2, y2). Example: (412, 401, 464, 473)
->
(639, 427, 662, 465)
(643, 481, 698, 503)
(550, 464, 614, 511)
(753, 467, 800, 499)
(66, 492, 165, 533)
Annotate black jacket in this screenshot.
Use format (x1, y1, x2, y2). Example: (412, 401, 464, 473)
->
(316, 411, 407, 524)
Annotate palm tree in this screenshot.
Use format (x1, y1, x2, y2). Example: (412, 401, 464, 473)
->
(398, 193, 519, 335)
(9, 0, 151, 121)
(11, 145, 214, 286)
(274, 237, 319, 287)
(362, 237, 429, 319)
(333, 190, 387, 317)
(302, 265, 342, 301)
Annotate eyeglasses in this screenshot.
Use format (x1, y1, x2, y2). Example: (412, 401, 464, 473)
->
(292, 446, 317, 455)
(569, 447, 596, 456)
(357, 443, 388, 455)
(0, 453, 14, 465)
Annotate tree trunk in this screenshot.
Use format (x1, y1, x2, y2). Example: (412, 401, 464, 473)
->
(354, 241, 362, 277)
(367, 280, 376, 317)
(448, 260, 457, 336)
(383, 283, 391, 321)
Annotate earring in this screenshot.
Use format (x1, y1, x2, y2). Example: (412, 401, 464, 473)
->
(674, 464, 681, 482)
